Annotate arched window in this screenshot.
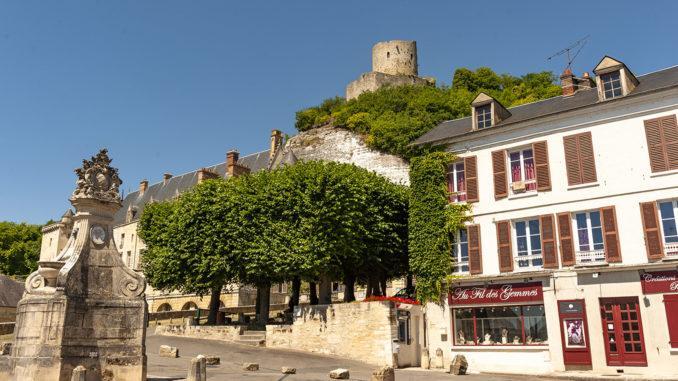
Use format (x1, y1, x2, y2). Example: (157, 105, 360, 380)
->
(157, 303, 172, 312)
(181, 302, 198, 311)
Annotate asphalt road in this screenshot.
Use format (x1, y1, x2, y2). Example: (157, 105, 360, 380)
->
(147, 333, 544, 381)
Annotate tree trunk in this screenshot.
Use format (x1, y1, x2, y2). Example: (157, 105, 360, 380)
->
(255, 282, 271, 326)
(380, 277, 388, 297)
(206, 285, 222, 325)
(366, 276, 373, 297)
(343, 273, 356, 302)
(288, 277, 301, 312)
(309, 282, 319, 305)
(406, 274, 414, 290)
(318, 275, 332, 305)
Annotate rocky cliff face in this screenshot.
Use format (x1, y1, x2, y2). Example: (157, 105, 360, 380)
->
(280, 125, 409, 185)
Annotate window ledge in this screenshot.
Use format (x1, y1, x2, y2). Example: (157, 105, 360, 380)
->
(507, 191, 539, 201)
(567, 182, 600, 191)
(650, 169, 678, 178)
(670, 348, 678, 354)
(451, 345, 548, 351)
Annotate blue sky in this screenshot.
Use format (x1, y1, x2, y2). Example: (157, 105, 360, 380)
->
(1, 1, 677, 224)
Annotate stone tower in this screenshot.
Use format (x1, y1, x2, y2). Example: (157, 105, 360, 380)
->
(9, 149, 147, 381)
(346, 40, 433, 100)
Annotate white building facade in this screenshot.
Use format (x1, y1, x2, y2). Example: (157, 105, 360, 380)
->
(414, 57, 678, 376)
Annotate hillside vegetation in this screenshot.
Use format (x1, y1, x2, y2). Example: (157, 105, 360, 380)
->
(296, 67, 562, 158)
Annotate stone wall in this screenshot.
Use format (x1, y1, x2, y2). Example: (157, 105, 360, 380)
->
(154, 324, 243, 342)
(0, 307, 16, 324)
(266, 301, 397, 366)
(0, 322, 14, 336)
(346, 72, 432, 100)
(372, 40, 418, 76)
(283, 125, 410, 185)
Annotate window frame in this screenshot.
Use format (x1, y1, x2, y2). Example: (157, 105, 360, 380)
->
(476, 104, 493, 129)
(601, 71, 623, 99)
(451, 229, 469, 274)
(452, 304, 548, 346)
(513, 218, 543, 271)
(447, 161, 467, 202)
(572, 210, 606, 264)
(657, 199, 678, 256)
(507, 147, 537, 193)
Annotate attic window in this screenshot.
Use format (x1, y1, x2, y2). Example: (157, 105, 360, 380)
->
(476, 104, 492, 129)
(601, 71, 623, 99)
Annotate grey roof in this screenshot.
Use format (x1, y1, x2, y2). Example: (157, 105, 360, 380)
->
(113, 150, 271, 226)
(413, 65, 678, 146)
(0, 274, 25, 307)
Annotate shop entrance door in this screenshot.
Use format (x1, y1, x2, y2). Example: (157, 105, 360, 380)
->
(599, 297, 647, 366)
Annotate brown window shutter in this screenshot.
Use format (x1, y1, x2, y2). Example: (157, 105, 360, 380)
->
(492, 150, 508, 199)
(663, 115, 678, 170)
(563, 135, 582, 185)
(600, 206, 622, 263)
(464, 156, 479, 202)
(496, 221, 513, 272)
(640, 202, 664, 260)
(467, 224, 483, 275)
(645, 117, 668, 172)
(557, 212, 575, 266)
(578, 132, 598, 183)
(540, 215, 559, 269)
(533, 141, 551, 191)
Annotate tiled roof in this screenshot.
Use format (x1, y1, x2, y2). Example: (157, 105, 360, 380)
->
(413, 65, 678, 146)
(113, 150, 271, 226)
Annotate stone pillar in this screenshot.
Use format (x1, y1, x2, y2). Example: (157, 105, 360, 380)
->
(187, 356, 207, 381)
(70, 366, 86, 381)
(318, 276, 333, 305)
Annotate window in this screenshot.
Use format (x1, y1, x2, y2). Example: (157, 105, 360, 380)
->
(453, 305, 548, 346)
(509, 148, 536, 193)
(601, 71, 623, 99)
(126, 251, 132, 267)
(573, 211, 605, 263)
(397, 310, 411, 343)
(120, 233, 125, 248)
(514, 219, 543, 270)
(447, 162, 466, 202)
(476, 104, 492, 129)
(658, 200, 678, 256)
(451, 229, 469, 273)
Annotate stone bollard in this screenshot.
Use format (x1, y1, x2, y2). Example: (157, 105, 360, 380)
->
(434, 348, 444, 369)
(281, 367, 297, 374)
(159, 345, 179, 358)
(187, 356, 207, 381)
(421, 347, 430, 369)
(329, 368, 350, 379)
(370, 365, 394, 381)
(243, 362, 259, 371)
(450, 354, 468, 375)
(71, 365, 86, 381)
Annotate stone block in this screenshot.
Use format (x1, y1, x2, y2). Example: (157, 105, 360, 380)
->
(243, 362, 259, 371)
(281, 366, 296, 374)
(0, 343, 11, 356)
(450, 354, 468, 375)
(203, 355, 220, 365)
(420, 348, 430, 369)
(159, 345, 179, 358)
(187, 356, 207, 381)
(329, 368, 350, 379)
(370, 365, 394, 381)
(71, 365, 86, 381)
(434, 347, 444, 369)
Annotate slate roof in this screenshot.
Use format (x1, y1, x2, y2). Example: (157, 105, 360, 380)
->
(113, 150, 271, 226)
(0, 274, 25, 308)
(413, 65, 678, 146)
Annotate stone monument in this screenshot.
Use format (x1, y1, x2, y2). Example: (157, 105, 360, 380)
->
(9, 149, 147, 381)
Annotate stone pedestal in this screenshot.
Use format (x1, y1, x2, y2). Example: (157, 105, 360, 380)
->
(9, 150, 147, 381)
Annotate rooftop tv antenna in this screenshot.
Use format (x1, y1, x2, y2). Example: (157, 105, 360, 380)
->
(547, 35, 590, 70)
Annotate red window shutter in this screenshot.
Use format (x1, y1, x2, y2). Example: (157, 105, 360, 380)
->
(532, 141, 551, 191)
(600, 206, 622, 263)
(467, 224, 483, 275)
(663, 115, 678, 170)
(563, 135, 582, 185)
(645, 117, 668, 172)
(578, 132, 598, 184)
(464, 156, 479, 203)
(640, 202, 664, 260)
(664, 294, 678, 348)
(492, 150, 508, 199)
(540, 214, 559, 269)
(496, 220, 513, 272)
(557, 212, 575, 266)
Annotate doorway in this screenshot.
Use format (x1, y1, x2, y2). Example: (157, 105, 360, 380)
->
(599, 297, 647, 366)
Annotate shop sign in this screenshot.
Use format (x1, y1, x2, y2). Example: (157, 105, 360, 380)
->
(449, 282, 543, 305)
(640, 270, 678, 294)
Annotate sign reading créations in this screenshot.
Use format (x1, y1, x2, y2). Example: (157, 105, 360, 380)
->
(449, 282, 544, 305)
(640, 270, 678, 294)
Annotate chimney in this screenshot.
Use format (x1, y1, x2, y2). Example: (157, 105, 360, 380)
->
(579, 72, 595, 89)
(139, 179, 148, 195)
(197, 168, 218, 183)
(560, 68, 577, 96)
(270, 130, 283, 161)
(163, 173, 173, 185)
(226, 149, 250, 177)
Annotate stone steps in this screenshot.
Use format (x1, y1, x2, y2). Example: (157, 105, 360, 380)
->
(235, 330, 266, 347)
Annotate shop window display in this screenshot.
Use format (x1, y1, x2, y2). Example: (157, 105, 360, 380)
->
(453, 304, 548, 345)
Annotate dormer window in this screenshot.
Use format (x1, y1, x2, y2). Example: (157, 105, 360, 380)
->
(600, 71, 622, 99)
(476, 104, 492, 129)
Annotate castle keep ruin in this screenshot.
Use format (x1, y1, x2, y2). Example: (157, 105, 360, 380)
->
(345, 40, 434, 100)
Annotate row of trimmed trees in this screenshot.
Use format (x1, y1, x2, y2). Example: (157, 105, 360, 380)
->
(138, 161, 409, 325)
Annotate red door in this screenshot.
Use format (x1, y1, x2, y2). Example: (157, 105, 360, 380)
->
(599, 297, 647, 366)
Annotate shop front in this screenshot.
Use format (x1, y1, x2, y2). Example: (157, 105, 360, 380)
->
(639, 270, 678, 353)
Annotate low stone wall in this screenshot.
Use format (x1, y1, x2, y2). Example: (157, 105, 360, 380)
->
(154, 324, 243, 342)
(0, 322, 14, 336)
(266, 301, 396, 366)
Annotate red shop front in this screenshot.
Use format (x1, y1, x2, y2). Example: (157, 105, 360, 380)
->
(449, 282, 549, 346)
(640, 270, 678, 350)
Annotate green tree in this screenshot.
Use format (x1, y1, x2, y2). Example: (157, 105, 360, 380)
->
(0, 221, 42, 277)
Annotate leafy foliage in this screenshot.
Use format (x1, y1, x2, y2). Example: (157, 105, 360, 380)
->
(409, 152, 471, 303)
(295, 68, 562, 158)
(0, 221, 42, 276)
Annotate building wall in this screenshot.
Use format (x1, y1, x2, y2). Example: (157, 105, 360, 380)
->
(39, 224, 70, 262)
(346, 71, 432, 100)
(113, 221, 144, 271)
(0, 307, 16, 323)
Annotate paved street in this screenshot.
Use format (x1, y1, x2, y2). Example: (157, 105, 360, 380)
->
(147, 333, 543, 381)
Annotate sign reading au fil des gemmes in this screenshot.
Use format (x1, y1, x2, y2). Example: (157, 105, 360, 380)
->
(449, 282, 544, 305)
